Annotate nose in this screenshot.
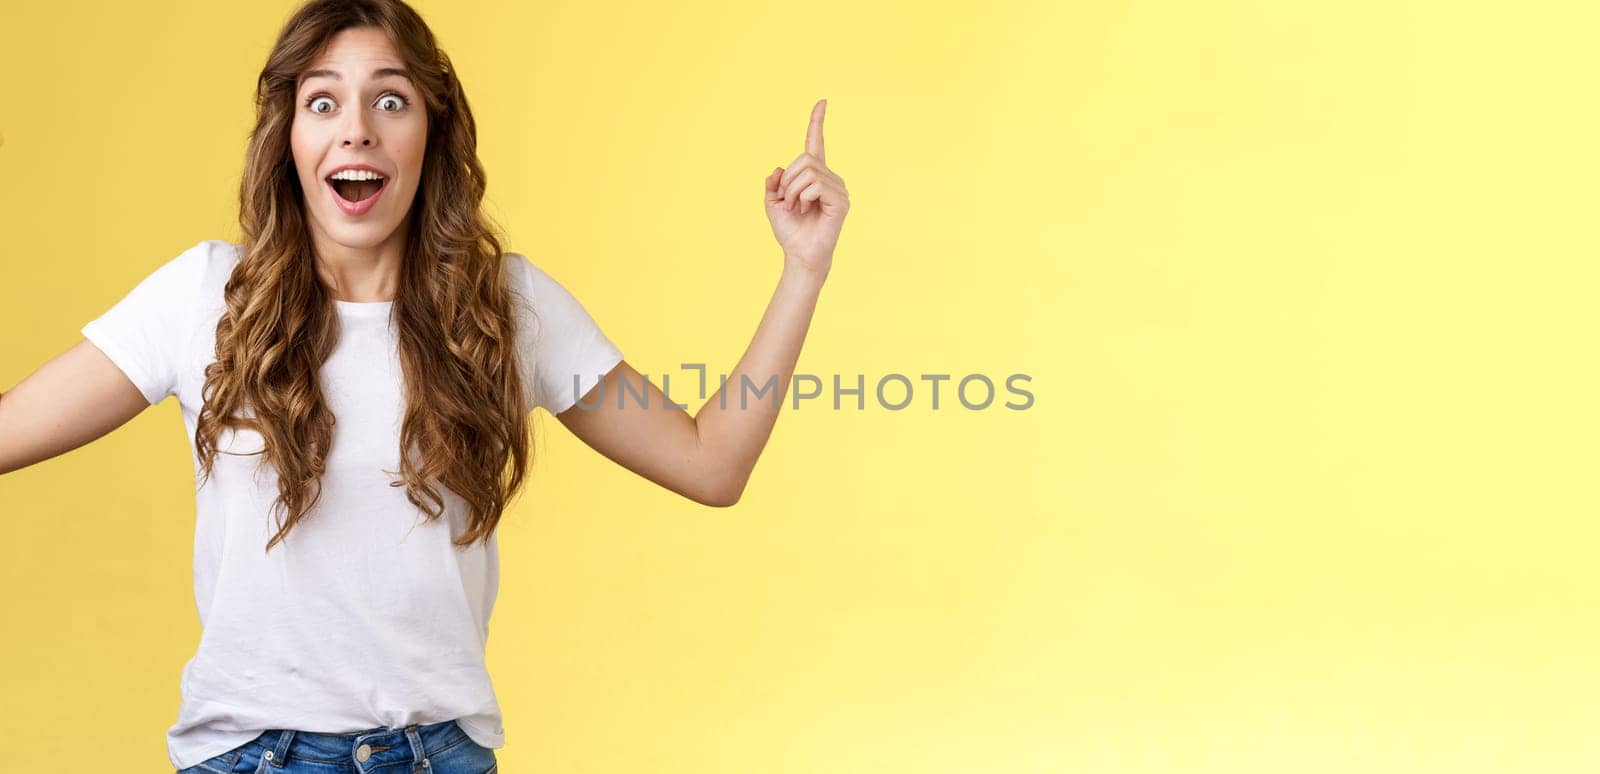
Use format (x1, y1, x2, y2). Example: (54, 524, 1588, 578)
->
(341, 110, 376, 148)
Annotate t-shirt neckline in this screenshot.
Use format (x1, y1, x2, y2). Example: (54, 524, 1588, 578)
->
(334, 298, 394, 317)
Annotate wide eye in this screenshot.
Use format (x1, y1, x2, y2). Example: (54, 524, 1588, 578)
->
(377, 93, 407, 112)
(307, 95, 335, 114)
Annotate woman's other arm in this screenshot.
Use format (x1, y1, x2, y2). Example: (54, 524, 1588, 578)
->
(556, 268, 823, 507)
(0, 340, 151, 475)
(554, 99, 848, 506)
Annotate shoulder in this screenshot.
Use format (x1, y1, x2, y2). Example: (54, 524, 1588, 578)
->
(196, 238, 244, 279)
(101, 239, 237, 308)
(160, 238, 241, 272)
(500, 250, 561, 293)
(501, 250, 602, 295)
(501, 250, 531, 288)
(155, 239, 240, 314)
(498, 251, 614, 341)
(500, 251, 587, 310)
(144, 238, 240, 287)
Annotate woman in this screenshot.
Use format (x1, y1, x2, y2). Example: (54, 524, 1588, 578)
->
(0, 0, 849, 771)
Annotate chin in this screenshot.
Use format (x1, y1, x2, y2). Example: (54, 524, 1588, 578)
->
(320, 217, 403, 248)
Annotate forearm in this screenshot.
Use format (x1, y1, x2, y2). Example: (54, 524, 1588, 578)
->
(692, 264, 825, 500)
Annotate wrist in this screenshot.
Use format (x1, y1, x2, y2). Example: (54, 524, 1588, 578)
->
(779, 261, 828, 295)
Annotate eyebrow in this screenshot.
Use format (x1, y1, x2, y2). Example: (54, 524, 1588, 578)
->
(299, 67, 414, 86)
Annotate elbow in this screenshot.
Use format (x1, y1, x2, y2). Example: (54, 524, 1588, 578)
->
(687, 451, 747, 507)
(699, 488, 742, 508)
(694, 479, 745, 508)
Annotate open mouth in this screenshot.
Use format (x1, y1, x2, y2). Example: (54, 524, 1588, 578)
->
(328, 176, 386, 203)
(324, 170, 389, 215)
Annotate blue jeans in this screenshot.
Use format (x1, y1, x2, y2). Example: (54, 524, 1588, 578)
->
(175, 718, 497, 774)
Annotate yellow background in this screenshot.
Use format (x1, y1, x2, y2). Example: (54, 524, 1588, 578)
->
(2, 0, 1597, 771)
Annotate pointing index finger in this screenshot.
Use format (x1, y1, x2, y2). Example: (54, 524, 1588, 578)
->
(806, 99, 826, 163)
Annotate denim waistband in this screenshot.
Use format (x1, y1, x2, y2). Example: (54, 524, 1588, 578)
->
(255, 718, 467, 769)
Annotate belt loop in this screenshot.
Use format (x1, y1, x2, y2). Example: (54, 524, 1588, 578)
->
(268, 729, 295, 768)
(404, 724, 429, 773)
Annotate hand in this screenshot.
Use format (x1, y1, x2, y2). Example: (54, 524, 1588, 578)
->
(765, 99, 850, 283)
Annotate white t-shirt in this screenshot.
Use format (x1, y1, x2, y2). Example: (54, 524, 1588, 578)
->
(80, 239, 623, 771)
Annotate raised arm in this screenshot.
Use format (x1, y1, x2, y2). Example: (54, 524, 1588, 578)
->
(0, 339, 154, 475)
(553, 99, 849, 506)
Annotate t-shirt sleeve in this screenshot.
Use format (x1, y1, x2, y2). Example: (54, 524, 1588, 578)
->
(80, 241, 212, 406)
(506, 253, 625, 415)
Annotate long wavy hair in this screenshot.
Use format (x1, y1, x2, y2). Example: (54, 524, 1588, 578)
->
(195, 0, 530, 553)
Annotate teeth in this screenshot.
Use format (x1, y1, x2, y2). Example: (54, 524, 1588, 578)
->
(328, 169, 385, 181)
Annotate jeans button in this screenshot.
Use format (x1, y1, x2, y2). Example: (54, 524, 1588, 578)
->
(357, 743, 373, 762)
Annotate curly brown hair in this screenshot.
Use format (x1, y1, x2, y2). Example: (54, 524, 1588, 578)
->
(195, 0, 530, 554)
